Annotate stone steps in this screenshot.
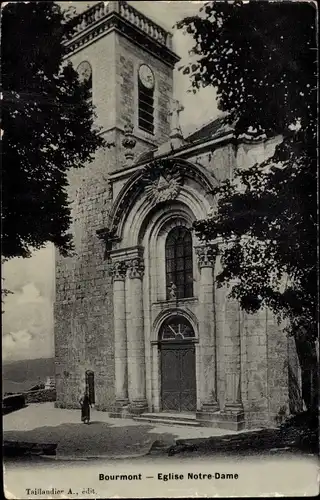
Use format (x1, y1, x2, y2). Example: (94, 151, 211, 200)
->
(133, 413, 201, 427)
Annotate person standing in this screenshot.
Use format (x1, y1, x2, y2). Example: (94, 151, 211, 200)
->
(79, 392, 91, 424)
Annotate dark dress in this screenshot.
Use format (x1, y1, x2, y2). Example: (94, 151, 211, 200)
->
(80, 394, 90, 423)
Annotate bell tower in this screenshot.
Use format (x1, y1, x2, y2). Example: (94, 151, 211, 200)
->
(64, 1, 180, 170)
(54, 1, 179, 410)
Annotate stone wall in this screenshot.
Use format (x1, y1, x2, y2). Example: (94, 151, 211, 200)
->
(215, 283, 290, 429)
(267, 312, 291, 423)
(235, 135, 282, 171)
(65, 32, 117, 133)
(190, 143, 235, 187)
(242, 310, 269, 428)
(239, 309, 292, 429)
(190, 135, 282, 187)
(54, 131, 116, 411)
(24, 389, 56, 404)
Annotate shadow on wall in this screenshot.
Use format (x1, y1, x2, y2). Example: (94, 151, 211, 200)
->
(289, 364, 304, 415)
(294, 338, 318, 411)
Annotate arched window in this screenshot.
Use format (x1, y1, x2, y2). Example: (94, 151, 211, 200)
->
(160, 316, 195, 341)
(76, 61, 92, 103)
(165, 227, 193, 299)
(138, 64, 155, 135)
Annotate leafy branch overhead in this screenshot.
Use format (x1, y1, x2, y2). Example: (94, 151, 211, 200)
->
(177, 1, 317, 343)
(177, 1, 316, 139)
(1, 3, 111, 260)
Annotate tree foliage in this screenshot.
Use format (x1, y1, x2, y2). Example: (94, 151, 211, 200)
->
(1, 2, 107, 259)
(177, 1, 317, 343)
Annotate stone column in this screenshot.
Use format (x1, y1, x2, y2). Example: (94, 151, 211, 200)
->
(196, 245, 219, 414)
(223, 296, 243, 414)
(126, 257, 148, 414)
(112, 261, 129, 408)
(216, 248, 244, 428)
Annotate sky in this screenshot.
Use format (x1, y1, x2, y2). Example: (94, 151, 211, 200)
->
(2, 1, 220, 362)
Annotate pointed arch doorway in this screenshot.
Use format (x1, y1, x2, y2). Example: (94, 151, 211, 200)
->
(159, 316, 197, 412)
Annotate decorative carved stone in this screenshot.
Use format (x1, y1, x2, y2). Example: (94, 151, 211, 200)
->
(207, 205, 215, 218)
(168, 282, 177, 299)
(238, 130, 267, 143)
(145, 173, 181, 203)
(111, 261, 127, 281)
(196, 245, 218, 268)
(96, 227, 119, 258)
(142, 159, 183, 204)
(122, 122, 136, 166)
(169, 99, 184, 139)
(127, 258, 144, 279)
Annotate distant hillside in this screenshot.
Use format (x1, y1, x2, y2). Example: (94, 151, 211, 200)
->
(2, 357, 55, 394)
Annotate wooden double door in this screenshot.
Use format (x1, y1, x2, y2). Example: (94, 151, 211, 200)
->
(160, 342, 196, 412)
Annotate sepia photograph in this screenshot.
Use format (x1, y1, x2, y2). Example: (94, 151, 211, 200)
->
(2, 0, 318, 498)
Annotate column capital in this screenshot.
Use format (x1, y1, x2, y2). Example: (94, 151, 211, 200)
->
(195, 244, 219, 268)
(127, 257, 144, 279)
(111, 261, 127, 281)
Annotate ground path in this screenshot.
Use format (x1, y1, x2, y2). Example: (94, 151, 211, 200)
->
(3, 403, 236, 459)
(4, 404, 318, 497)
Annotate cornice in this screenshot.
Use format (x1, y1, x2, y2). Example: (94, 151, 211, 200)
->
(107, 130, 235, 182)
(64, 2, 180, 68)
(109, 245, 144, 262)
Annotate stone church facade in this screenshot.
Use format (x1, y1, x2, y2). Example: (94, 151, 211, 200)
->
(54, 1, 302, 430)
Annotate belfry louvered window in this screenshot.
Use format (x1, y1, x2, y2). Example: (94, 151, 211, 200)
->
(138, 64, 155, 135)
(165, 227, 193, 299)
(138, 82, 154, 134)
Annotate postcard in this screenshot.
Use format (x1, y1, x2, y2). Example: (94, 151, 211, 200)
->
(2, 0, 318, 498)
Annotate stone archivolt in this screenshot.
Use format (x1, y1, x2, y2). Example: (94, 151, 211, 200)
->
(99, 158, 216, 249)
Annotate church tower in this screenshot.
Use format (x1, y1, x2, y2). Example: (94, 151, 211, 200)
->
(54, 1, 179, 409)
(66, 1, 179, 167)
